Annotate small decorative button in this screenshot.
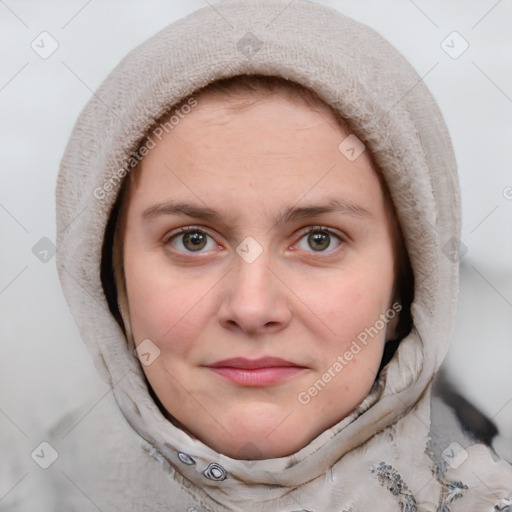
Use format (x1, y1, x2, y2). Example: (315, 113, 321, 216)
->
(177, 452, 196, 465)
(203, 463, 227, 481)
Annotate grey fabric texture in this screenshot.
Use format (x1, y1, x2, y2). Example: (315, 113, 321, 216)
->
(54, 0, 512, 510)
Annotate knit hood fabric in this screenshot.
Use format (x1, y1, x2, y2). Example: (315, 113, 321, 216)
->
(55, 1, 512, 510)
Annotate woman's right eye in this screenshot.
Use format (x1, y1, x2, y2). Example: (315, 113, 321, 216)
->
(166, 227, 218, 253)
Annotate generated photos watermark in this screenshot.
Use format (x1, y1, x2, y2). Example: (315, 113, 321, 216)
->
(93, 96, 198, 201)
(297, 302, 402, 405)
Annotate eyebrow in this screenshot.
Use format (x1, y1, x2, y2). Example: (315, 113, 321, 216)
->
(141, 197, 373, 224)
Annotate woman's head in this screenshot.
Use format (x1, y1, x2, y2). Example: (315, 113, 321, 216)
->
(107, 75, 412, 459)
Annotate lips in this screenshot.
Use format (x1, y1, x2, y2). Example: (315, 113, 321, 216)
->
(204, 357, 308, 386)
(206, 357, 303, 369)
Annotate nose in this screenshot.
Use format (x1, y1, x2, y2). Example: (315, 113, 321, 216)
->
(217, 255, 292, 336)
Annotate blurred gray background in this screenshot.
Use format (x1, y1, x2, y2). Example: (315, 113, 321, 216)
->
(1, 0, 511, 506)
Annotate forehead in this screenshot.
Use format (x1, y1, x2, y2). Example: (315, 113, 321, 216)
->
(178, 89, 345, 148)
(127, 91, 385, 218)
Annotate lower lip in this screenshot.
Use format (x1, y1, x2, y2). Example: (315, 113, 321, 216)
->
(208, 367, 306, 386)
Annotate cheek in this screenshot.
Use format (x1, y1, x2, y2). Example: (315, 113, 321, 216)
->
(124, 250, 214, 352)
(310, 262, 394, 336)
(296, 239, 395, 366)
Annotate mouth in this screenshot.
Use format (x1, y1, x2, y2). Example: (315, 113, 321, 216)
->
(203, 357, 308, 387)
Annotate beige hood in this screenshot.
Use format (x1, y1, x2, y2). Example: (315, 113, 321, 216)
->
(55, 1, 512, 510)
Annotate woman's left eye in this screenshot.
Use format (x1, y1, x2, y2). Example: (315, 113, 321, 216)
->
(295, 228, 343, 253)
(166, 228, 218, 253)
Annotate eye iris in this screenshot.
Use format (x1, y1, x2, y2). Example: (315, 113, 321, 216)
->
(183, 231, 207, 251)
(308, 231, 330, 251)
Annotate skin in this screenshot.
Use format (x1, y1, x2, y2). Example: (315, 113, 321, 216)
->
(122, 91, 397, 460)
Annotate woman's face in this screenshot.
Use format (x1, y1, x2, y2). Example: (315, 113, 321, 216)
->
(122, 91, 397, 459)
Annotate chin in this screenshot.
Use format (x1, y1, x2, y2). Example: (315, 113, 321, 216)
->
(204, 412, 318, 460)
(212, 431, 311, 460)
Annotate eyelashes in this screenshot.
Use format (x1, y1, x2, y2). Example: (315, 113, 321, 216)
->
(165, 225, 345, 256)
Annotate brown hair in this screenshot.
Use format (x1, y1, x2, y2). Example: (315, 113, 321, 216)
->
(101, 74, 413, 355)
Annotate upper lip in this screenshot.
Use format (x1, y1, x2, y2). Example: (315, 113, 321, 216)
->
(204, 357, 305, 369)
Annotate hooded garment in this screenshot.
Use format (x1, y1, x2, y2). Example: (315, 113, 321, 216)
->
(53, 1, 512, 510)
